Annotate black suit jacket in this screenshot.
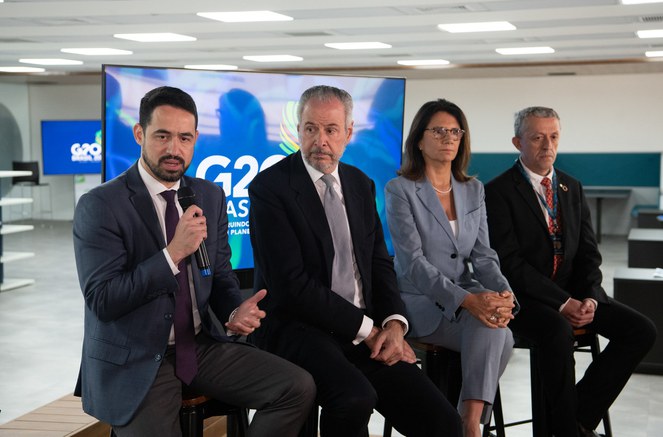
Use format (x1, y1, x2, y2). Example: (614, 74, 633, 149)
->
(485, 164, 609, 309)
(73, 162, 241, 425)
(248, 152, 405, 350)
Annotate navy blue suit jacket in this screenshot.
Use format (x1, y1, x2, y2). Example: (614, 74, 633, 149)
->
(73, 162, 241, 425)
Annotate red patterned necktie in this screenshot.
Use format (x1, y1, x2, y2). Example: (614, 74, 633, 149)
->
(161, 190, 198, 384)
(540, 178, 563, 279)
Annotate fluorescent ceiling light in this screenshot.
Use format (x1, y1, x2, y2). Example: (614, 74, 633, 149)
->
(0, 66, 45, 73)
(19, 58, 83, 65)
(621, 0, 663, 4)
(646, 50, 663, 57)
(397, 59, 450, 66)
(114, 33, 196, 42)
(496, 47, 555, 55)
(438, 21, 516, 33)
(637, 29, 663, 38)
(324, 42, 391, 50)
(197, 11, 292, 22)
(184, 64, 239, 70)
(243, 55, 303, 62)
(61, 48, 133, 56)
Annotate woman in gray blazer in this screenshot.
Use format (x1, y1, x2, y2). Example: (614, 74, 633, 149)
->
(385, 99, 517, 437)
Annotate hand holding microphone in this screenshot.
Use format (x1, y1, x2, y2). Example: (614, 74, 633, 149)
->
(177, 186, 212, 277)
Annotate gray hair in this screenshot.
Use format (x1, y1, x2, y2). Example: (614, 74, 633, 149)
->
(514, 106, 560, 137)
(297, 85, 354, 129)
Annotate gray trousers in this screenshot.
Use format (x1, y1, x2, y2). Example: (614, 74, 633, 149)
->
(113, 334, 316, 437)
(416, 309, 514, 424)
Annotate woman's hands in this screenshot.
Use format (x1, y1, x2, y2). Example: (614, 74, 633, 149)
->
(461, 290, 516, 328)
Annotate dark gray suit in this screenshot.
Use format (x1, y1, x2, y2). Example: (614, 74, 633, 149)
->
(73, 162, 314, 435)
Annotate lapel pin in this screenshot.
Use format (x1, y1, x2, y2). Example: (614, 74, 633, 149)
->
(559, 183, 568, 192)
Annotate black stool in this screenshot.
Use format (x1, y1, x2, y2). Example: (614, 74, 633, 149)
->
(483, 329, 613, 437)
(109, 394, 249, 437)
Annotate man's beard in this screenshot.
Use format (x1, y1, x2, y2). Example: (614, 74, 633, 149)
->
(142, 152, 188, 182)
(304, 146, 342, 174)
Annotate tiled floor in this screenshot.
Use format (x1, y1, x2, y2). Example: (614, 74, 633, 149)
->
(0, 220, 661, 436)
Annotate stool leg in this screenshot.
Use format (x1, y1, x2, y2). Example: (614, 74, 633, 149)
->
(180, 405, 203, 437)
(589, 335, 613, 437)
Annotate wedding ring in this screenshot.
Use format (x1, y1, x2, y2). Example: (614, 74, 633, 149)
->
(489, 315, 497, 322)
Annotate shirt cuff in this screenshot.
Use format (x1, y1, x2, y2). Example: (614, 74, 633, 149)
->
(226, 308, 239, 336)
(162, 248, 180, 275)
(382, 315, 409, 336)
(353, 315, 374, 345)
(558, 297, 571, 312)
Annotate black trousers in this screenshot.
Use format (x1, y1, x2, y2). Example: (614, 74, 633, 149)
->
(510, 296, 656, 437)
(272, 323, 462, 437)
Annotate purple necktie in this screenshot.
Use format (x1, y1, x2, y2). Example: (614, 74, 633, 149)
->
(161, 190, 198, 384)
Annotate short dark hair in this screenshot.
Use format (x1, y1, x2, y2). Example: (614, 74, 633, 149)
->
(297, 85, 353, 129)
(398, 99, 472, 182)
(138, 86, 198, 131)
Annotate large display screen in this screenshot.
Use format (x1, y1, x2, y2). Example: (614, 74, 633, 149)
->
(103, 65, 405, 271)
(41, 120, 102, 175)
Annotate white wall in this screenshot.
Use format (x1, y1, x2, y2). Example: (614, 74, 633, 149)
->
(25, 84, 101, 221)
(404, 73, 663, 152)
(1, 72, 661, 223)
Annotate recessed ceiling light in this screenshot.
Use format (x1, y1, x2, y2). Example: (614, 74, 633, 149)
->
(0, 66, 45, 73)
(19, 58, 83, 65)
(61, 48, 133, 56)
(637, 29, 663, 38)
(324, 42, 391, 50)
(397, 59, 450, 66)
(646, 50, 663, 57)
(621, 0, 663, 4)
(438, 21, 516, 33)
(496, 47, 555, 55)
(184, 64, 239, 70)
(114, 33, 196, 42)
(242, 55, 303, 62)
(197, 11, 293, 22)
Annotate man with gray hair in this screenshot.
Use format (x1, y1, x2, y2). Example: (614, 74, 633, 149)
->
(485, 106, 656, 437)
(249, 85, 461, 436)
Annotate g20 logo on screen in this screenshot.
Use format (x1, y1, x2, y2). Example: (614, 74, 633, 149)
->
(70, 141, 102, 162)
(195, 154, 286, 218)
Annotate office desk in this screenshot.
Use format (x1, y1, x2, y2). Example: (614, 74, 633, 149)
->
(637, 208, 663, 229)
(584, 186, 631, 243)
(614, 267, 663, 374)
(628, 228, 663, 268)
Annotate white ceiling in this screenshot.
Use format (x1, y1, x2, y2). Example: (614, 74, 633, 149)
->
(2, 0, 663, 83)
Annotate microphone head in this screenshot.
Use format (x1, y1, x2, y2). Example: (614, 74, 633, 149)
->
(177, 186, 196, 210)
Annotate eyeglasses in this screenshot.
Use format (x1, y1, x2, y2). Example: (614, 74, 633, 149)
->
(424, 127, 465, 140)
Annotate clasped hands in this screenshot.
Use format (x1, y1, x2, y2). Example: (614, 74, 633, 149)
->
(463, 290, 516, 328)
(364, 320, 417, 367)
(560, 298, 596, 328)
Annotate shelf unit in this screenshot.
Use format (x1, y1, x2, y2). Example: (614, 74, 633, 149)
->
(1, 170, 36, 292)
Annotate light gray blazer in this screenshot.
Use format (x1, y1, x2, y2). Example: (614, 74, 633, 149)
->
(385, 175, 513, 338)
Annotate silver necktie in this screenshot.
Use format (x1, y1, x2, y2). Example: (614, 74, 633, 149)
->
(321, 174, 356, 303)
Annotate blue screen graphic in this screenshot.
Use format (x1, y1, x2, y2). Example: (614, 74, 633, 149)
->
(41, 120, 102, 175)
(103, 65, 405, 270)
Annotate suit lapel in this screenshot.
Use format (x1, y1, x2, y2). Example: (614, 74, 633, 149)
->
(290, 153, 335, 272)
(556, 172, 575, 254)
(510, 165, 549, 233)
(126, 163, 164, 250)
(415, 178, 459, 251)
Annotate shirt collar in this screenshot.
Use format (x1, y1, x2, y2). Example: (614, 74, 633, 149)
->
(137, 158, 181, 197)
(518, 157, 554, 186)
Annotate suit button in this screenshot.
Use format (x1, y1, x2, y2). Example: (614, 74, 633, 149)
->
(450, 253, 457, 259)
(154, 354, 162, 361)
(165, 313, 173, 320)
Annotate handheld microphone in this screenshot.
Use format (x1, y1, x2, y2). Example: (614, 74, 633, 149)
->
(177, 186, 212, 277)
